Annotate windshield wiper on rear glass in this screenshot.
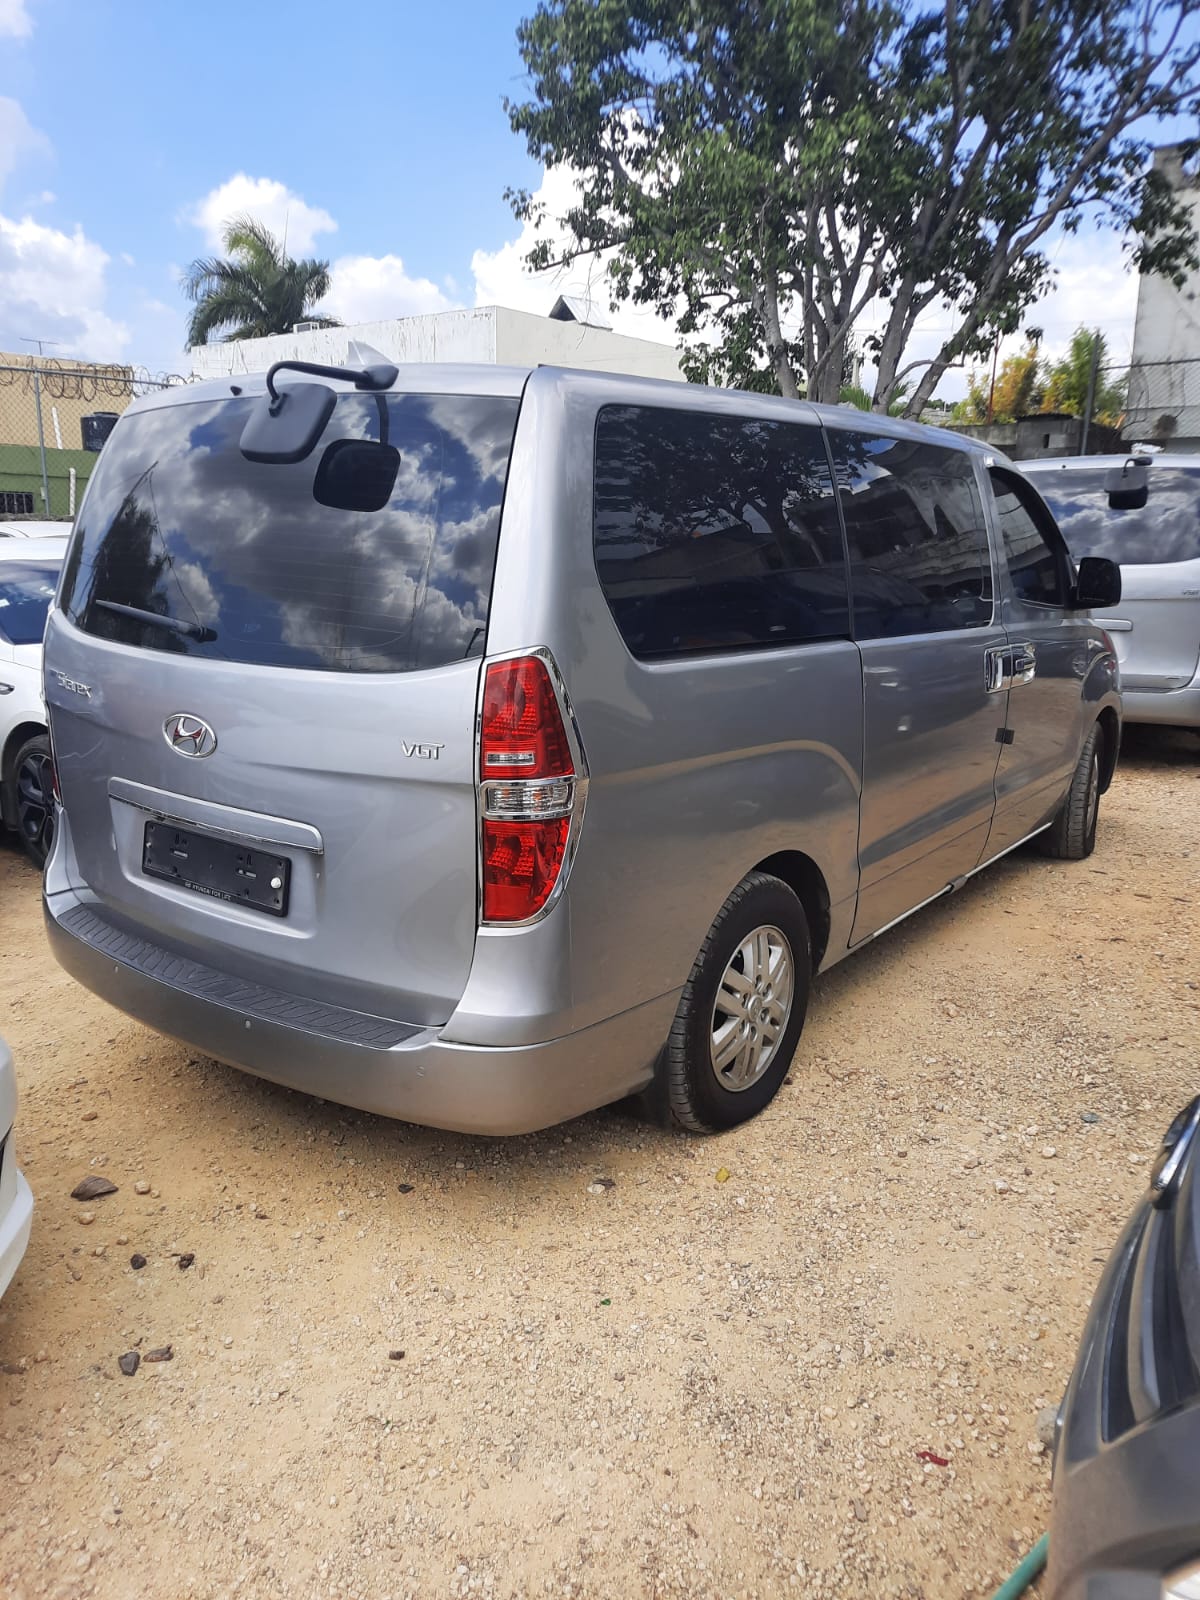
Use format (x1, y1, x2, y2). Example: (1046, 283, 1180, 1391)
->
(92, 599, 217, 644)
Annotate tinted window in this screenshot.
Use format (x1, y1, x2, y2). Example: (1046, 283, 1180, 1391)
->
(593, 405, 849, 659)
(990, 469, 1070, 606)
(829, 431, 992, 638)
(0, 560, 60, 644)
(60, 391, 519, 673)
(1028, 465, 1200, 565)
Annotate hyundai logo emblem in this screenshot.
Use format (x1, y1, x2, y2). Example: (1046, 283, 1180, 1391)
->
(164, 713, 217, 759)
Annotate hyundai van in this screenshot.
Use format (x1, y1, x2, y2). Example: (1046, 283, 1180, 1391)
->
(42, 361, 1122, 1135)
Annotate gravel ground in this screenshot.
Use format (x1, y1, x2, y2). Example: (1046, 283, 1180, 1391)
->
(1, 726, 1197, 1600)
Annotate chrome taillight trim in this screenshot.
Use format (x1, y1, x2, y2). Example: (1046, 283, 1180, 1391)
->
(473, 645, 590, 931)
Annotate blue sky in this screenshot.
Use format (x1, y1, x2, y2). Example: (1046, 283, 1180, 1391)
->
(0, 0, 549, 372)
(0, 0, 1189, 396)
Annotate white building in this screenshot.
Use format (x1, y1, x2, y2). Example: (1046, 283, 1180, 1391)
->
(188, 302, 685, 385)
(1127, 146, 1200, 450)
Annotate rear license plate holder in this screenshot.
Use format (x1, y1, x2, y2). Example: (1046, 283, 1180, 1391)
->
(142, 821, 291, 917)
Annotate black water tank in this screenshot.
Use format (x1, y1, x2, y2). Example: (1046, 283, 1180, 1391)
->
(81, 412, 119, 452)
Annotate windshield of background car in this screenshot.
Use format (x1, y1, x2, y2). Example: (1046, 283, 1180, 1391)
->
(58, 390, 521, 672)
(1032, 466, 1200, 565)
(0, 560, 60, 645)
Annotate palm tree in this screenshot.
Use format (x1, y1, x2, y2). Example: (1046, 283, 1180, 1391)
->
(183, 215, 340, 345)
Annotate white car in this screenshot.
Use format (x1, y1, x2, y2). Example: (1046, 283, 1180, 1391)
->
(1, 535, 67, 865)
(0, 1035, 32, 1300)
(0, 521, 73, 539)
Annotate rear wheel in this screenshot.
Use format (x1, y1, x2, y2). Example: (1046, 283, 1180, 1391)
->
(1038, 722, 1103, 861)
(8, 733, 55, 869)
(661, 871, 811, 1133)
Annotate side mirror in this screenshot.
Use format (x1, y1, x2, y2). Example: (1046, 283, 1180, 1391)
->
(1074, 555, 1122, 610)
(240, 380, 336, 465)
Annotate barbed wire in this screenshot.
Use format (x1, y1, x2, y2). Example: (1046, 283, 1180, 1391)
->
(0, 358, 188, 400)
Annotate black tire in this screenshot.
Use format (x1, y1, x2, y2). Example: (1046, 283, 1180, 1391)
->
(1038, 721, 1103, 861)
(661, 871, 811, 1134)
(6, 733, 55, 869)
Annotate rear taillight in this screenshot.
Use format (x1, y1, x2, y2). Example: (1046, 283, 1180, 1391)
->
(478, 655, 583, 923)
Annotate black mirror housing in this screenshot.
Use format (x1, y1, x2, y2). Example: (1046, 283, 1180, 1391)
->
(240, 380, 336, 464)
(1104, 459, 1149, 511)
(1074, 555, 1122, 610)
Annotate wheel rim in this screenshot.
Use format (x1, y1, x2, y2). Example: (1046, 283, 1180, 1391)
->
(710, 924, 794, 1093)
(1086, 750, 1100, 835)
(16, 751, 54, 861)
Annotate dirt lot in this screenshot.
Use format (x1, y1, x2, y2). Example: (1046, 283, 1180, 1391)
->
(1, 729, 1197, 1600)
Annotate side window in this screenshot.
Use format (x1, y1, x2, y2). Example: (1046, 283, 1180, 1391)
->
(989, 468, 1071, 607)
(829, 430, 993, 639)
(593, 404, 849, 659)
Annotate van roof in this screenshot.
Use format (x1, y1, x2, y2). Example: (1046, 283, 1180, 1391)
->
(1023, 453, 1200, 472)
(132, 362, 999, 460)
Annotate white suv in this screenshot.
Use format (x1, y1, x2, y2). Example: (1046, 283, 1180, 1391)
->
(0, 1035, 32, 1300)
(1, 535, 67, 865)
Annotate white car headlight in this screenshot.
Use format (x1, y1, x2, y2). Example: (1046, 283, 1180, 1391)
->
(1165, 1561, 1200, 1599)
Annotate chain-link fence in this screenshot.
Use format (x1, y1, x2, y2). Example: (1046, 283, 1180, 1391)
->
(1118, 356, 1200, 449)
(0, 358, 186, 524)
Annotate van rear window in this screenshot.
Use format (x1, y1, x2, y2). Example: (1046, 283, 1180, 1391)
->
(59, 390, 520, 673)
(1031, 466, 1200, 565)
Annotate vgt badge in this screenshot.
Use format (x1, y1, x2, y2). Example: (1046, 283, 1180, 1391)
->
(164, 713, 217, 759)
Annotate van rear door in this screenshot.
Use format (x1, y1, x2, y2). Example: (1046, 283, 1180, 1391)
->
(45, 378, 522, 1026)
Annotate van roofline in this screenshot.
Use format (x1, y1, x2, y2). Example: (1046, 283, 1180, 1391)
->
(132, 362, 1002, 459)
(1022, 452, 1200, 470)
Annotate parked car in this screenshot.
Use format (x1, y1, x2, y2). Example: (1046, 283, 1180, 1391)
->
(1047, 1093, 1200, 1599)
(1, 535, 67, 866)
(1022, 453, 1200, 729)
(42, 361, 1121, 1135)
(0, 521, 74, 539)
(0, 1034, 33, 1300)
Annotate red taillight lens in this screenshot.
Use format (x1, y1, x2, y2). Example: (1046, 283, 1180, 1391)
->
(479, 655, 580, 923)
(481, 816, 571, 922)
(480, 657, 573, 780)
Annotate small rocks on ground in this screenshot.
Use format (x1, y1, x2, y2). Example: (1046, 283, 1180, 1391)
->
(388, 1350, 405, 1361)
(77, 1211, 96, 1226)
(133, 1180, 151, 1195)
(177, 1253, 195, 1271)
(130, 1254, 147, 1271)
(143, 1346, 173, 1364)
(118, 1352, 140, 1377)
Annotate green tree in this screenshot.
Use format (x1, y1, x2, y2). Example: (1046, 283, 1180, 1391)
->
(507, 1, 1200, 414)
(1041, 328, 1127, 425)
(183, 216, 339, 346)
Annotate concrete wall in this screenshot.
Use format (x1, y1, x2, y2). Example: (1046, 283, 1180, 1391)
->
(1128, 147, 1200, 449)
(492, 306, 683, 381)
(188, 305, 684, 384)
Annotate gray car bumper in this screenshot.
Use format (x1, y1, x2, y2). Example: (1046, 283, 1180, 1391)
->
(44, 889, 673, 1136)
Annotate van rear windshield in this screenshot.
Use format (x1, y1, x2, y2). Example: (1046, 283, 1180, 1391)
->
(1032, 465, 1200, 565)
(60, 390, 520, 672)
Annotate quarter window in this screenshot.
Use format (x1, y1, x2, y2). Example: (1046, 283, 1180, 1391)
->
(828, 430, 992, 638)
(989, 468, 1070, 607)
(593, 404, 850, 660)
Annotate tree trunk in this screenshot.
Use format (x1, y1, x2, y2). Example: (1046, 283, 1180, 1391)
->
(758, 270, 800, 400)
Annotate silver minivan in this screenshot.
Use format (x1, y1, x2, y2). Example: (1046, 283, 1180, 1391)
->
(1023, 453, 1200, 728)
(42, 361, 1122, 1135)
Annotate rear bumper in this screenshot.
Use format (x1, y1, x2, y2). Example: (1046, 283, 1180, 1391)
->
(44, 888, 674, 1136)
(0, 1164, 33, 1301)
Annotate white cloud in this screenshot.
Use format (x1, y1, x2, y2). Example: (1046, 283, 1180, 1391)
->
(186, 174, 337, 256)
(0, 213, 129, 359)
(470, 164, 681, 343)
(0, 0, 32, 39)
(324, 253, 456, 324)
(0, 97, 50, 195)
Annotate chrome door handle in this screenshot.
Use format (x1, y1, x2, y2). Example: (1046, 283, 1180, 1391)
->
(1009, 644, 1037, 686)
(984, 647, 1007, 693)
